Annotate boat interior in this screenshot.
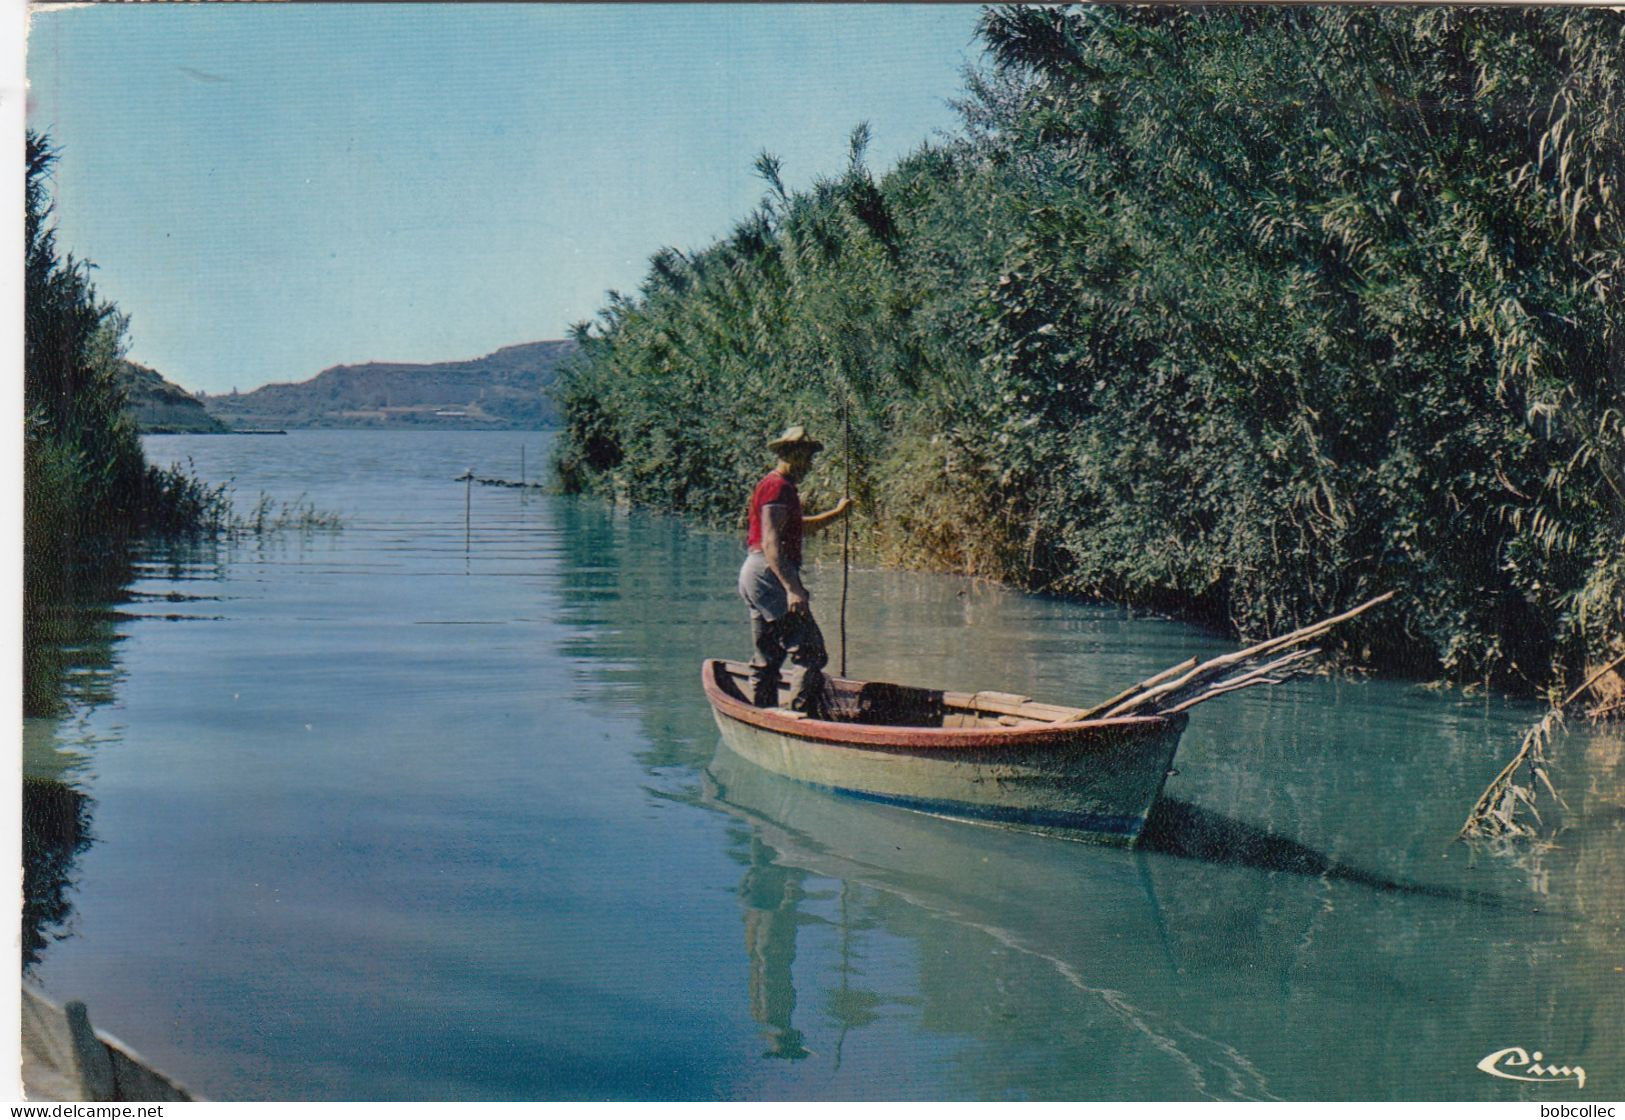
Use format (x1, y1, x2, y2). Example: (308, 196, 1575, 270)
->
(712, 659, 1089, 728)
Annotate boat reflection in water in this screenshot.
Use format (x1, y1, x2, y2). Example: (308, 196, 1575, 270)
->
(704, 740, 1285, 1097)
(700, 735, 1605, 1101)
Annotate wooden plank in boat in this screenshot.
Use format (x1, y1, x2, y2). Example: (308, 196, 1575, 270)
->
(942, 690, 1085, 722)
(942, 690, 1024, 715)
(973, 690, 1032, 705)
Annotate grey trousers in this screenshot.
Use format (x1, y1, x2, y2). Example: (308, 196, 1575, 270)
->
(739, 550, 829, 712)
(748, 609, 829, 713)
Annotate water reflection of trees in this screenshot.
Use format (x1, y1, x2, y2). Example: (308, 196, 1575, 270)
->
(20, 535, 229, 970)
(550, 498, 745, 774)
(26, 535, 229, 717)
(21, 552, 127, 970)
(22, 779, 94, 971)
(24, 555, 133, 719)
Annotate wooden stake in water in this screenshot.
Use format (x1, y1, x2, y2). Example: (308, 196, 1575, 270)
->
(465, 468, 473, 549)
(521, 444, 526, 487)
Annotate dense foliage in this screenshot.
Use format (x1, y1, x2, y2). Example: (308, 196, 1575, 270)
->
(25, 131, 228, 713)
(553, 6, 1623, 692)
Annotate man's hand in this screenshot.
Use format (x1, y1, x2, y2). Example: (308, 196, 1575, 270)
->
(805, 496, 855, 532)
(788, 586, 811, 614)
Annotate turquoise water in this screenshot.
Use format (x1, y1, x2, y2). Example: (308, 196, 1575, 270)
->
(22, 430, 1624, 1100)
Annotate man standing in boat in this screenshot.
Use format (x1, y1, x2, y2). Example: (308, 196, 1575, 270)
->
(739, 425, 853, 714)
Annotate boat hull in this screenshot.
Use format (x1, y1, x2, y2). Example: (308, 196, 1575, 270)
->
(703, 660, 1186, 846)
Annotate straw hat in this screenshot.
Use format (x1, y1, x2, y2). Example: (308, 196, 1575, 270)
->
(767, 425, 824, 454)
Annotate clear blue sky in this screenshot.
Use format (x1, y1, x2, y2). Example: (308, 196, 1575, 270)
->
(25, 4, 986, 395)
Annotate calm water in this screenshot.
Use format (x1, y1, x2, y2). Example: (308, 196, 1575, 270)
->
(23, 430, 1624, 1101)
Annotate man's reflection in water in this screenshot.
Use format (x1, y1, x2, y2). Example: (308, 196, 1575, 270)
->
(740, 834, 811, 1060)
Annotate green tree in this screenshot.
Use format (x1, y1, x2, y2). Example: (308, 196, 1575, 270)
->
(24, 130, 227, 713)
(553, 7, 1623, 693)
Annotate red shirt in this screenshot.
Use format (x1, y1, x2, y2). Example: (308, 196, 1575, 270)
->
(746, 471, 803, 569)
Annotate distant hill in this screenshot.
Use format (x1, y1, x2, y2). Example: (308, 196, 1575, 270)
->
(118, 361, 228, 433)
(200, 340, 577, 430)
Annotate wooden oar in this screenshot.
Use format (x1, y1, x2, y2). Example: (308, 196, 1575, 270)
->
(1074, 591, 1396, 720)
(1066, 657, 1198, 721)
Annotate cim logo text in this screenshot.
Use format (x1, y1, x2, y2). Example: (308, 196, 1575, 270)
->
(1478, 1046, 1586, 1089)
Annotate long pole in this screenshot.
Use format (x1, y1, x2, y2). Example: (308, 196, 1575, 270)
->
(840, 397, 851, 677)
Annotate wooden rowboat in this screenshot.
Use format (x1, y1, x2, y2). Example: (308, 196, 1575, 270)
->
(701, 658, 1188, 846)
(703, 594, 1397, 846)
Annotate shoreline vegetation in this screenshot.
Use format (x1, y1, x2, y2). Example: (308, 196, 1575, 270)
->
(24, 131, 230, 715)
(23, 131, 342, 718)
(551, 6, 1623, 705)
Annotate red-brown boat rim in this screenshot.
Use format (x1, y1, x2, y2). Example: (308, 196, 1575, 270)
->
(701, 659, 1180, 752)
